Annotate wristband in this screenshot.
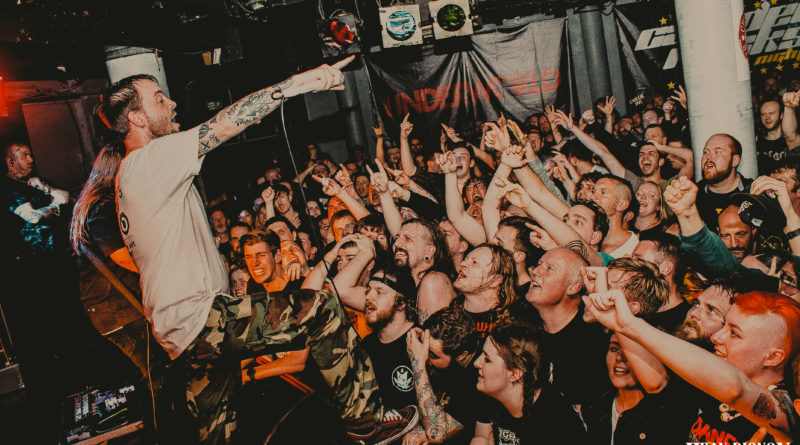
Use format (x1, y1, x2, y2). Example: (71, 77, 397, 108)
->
(271, 86, 285, 101)
(787, 227, 800, 240)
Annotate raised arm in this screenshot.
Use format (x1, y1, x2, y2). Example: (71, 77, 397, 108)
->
(262, 187, 276, 220)
(598, 96, 616, 135)
(663, 176, 704, 237)
(330, 235, 375, 311)
(302, 236, 347, 290)
(652, 140, 694, 178)
(441, 152, 487, 246)
(782, 92, 800, 149)
(585, 290, 795, 441)
(197, 56, 354, 157)
(751, 175, 800, 256)
(368, 161, 403, 236)
(407, 328, 465, 443)
(553, 110, 627, 177)
(399, 114, 418, 176)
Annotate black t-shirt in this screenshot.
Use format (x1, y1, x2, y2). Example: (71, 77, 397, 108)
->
(648, 300, 690, 334)
(491, 385, 587, 445)
(539, 306, 611, 408)
(466, 308, 500, 341)
(360, 328, 418, 410)
(657, 375, 774, 444)
(584, 389, 689, 445)
(757, 136, 789, 175)
(694, 176, 754, 231)
(429, 364, 494, 444)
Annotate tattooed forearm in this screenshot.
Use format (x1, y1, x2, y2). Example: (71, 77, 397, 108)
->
(752, 393, 777, 420)
(198, 78, 293, 157)
(410, 358, 462, 440)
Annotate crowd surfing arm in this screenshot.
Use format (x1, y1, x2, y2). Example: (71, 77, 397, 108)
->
(197, 55, 354, 157)
(440, 152, 487, 246)
(584, 290, 795, 441)
(399, 114, 418, 176)
(782, 92, 800, 150)
(368, 161, 404, 236)
(407, 328, 465, 443)
(497, 180, 603, 266)
(552, 109, 627, 178)
(651, 140, 694, 178)
(330, 234, 375, 311)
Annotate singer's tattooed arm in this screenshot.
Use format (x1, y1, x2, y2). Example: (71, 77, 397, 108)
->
(197, 78, 292, 157)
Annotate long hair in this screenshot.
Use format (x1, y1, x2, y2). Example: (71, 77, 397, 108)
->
(70, 145, 124, 254)
(480, 243, 518, 319)
(489, 322, 554, 420)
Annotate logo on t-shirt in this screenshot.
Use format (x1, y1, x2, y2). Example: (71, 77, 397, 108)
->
(497, 427, 520, 445)
(391, 365, 414, 392)
(119, 212, 129, 235)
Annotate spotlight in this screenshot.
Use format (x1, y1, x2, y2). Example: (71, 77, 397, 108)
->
(379, 4, 424, 48)
(429, 0, 473, 39)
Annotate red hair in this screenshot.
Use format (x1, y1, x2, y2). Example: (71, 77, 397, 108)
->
(733, 291, 800, 360)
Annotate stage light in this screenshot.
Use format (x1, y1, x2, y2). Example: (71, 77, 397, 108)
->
(429, 0, 473, 39)
(379, 4, 424, 48)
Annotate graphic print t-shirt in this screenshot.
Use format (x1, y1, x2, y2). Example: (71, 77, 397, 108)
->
(360, 328, 418, 410)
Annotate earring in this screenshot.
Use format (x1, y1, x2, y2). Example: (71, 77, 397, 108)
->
(424, 256, 431, 262)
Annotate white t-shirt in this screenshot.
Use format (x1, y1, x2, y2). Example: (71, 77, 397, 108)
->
(116, 127, 228, 359)
(607, 231, 639, 259)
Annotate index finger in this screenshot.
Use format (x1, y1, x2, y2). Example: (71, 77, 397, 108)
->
(375, 159, 387, 174)
(365, 165, 374, 175)
(331, 55, 356, 70)
(403, 113, 410, 123)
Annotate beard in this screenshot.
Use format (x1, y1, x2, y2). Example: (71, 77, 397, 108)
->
(674, 320, 714, 350)
(394, 248, 410, 267)
(365, 302, 398, 331)
(702, 162, 734, 184)
(146, 112, 176, 138)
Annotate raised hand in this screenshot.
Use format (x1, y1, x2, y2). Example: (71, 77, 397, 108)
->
(581, 266, 609, 295)
(400, 113, 414, 139)
(670, 85, 688, 109)
(784, 91, 800, 109)
(392, 169, 411, 186)
(484, 121, 511, 151)
(261, 186, 275, 204)
(526, 223, 559, 251)
(285, 55, 354, 96)
(506, 119, 526, 144)
(406, 327, 430, 363)
(441, 123, 461, 142)
(351, 233, 376, 257)
(366, 160, 389, 194)
(663, 176, 699, 216)
(435, 151, 458, 175)
(599, 96, 616, 116)
(335, 163, 352, 187)
(751, 175, 795, 218)
(498, 181, 534, 210)
(582, 289, 637, 333)
(553, 109, 575, 131)
(500, 144, 534, 169)
(544, 105, 559, 126)
(312, 174, 342, 196)
(497, 112, 507, 129)
(373, 121, 384, 138)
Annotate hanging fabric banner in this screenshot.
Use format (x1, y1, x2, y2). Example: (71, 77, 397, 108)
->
(365, 18, 569, 141)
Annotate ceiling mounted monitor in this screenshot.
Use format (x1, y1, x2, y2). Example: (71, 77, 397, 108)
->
(429, 0, 473, 39)
(379, 4, 423, 48)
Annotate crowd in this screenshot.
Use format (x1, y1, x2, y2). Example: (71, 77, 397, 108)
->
(7, 55, 800, 444)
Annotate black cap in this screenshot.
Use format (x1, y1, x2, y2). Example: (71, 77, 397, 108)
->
(729, 192, 786, 232)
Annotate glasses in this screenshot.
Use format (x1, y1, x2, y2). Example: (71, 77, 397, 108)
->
(780, 271, 798, 290)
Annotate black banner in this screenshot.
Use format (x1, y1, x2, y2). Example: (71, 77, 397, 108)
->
(614, 2, 684, 105)
(364, 18, 569, 142)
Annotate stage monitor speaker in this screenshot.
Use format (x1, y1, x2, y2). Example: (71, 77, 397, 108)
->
(0, 364, 24, 396)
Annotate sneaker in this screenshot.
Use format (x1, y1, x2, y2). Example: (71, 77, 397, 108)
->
(347, 405, 419, 445)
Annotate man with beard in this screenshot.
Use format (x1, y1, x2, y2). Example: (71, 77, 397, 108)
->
(694, 133, 753, 230)
(358, 265, 419, 412)
(209, 207, 232, 257)
(674, 278, 740, 349)
(716, 205, 756, 262)
(393, 219, 457, 323)
(405, 307, 493, 444)
(110, 61, 418, 443)
(438, 218, 469, 272)
(756, 99, 788, 173)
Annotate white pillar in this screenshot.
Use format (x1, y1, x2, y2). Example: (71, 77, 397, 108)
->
(674, 0, 756, 179)
(104, 46, 170, 97)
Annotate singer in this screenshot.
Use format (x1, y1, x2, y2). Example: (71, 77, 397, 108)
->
(100, 55, 418, 444)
